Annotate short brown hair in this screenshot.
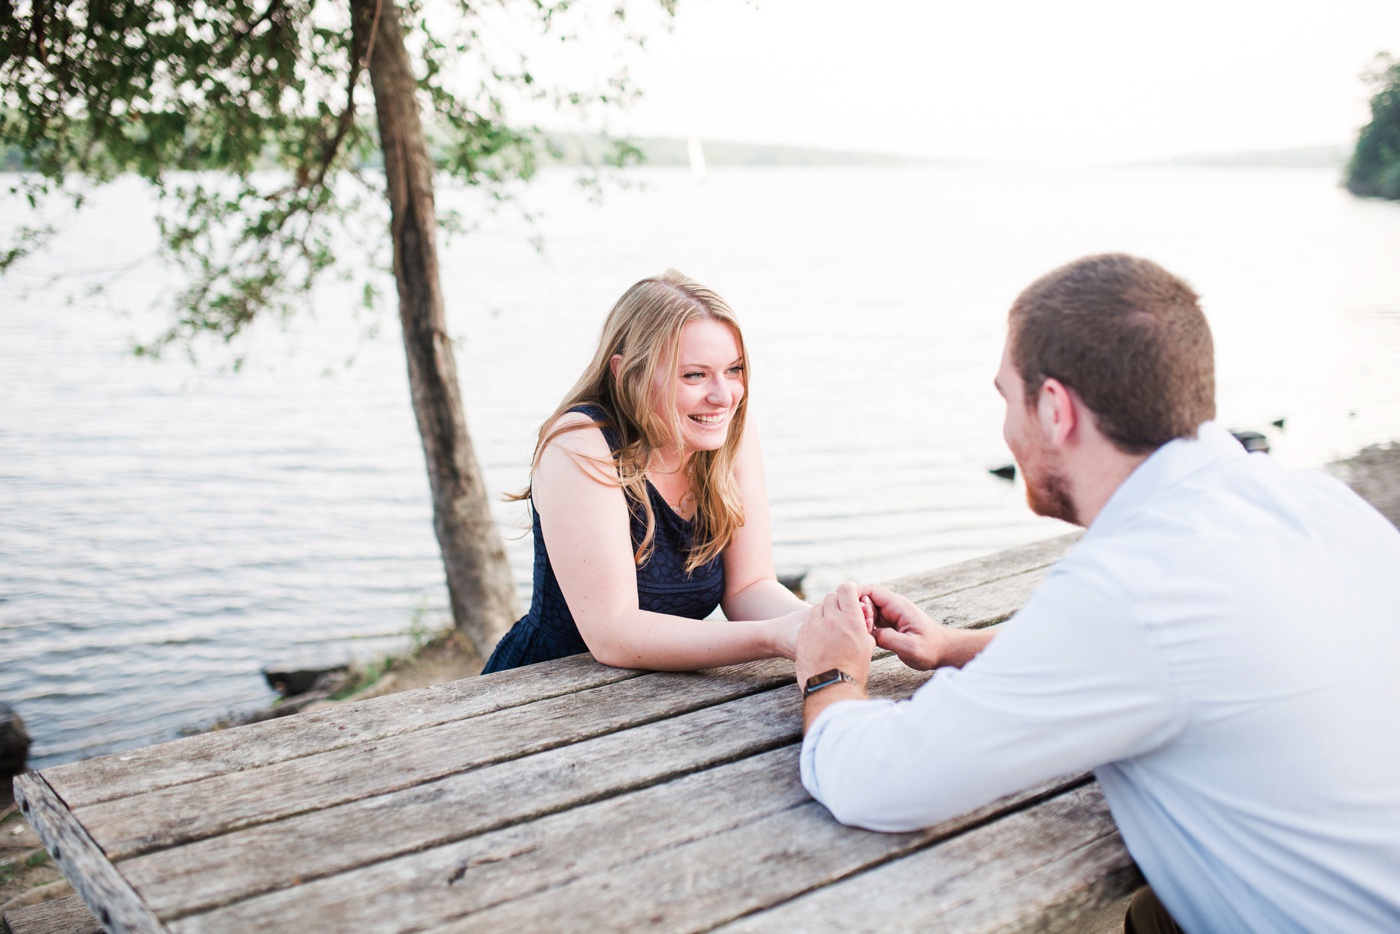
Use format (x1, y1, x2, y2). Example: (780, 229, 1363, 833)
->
(1009, 254, 1215, 454)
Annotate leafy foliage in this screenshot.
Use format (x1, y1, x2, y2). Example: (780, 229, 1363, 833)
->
(0, 0, 669, 354)
(1347, 53, 1400, 201)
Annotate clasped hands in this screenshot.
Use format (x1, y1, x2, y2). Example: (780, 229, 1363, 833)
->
(793, 582, 954, 693)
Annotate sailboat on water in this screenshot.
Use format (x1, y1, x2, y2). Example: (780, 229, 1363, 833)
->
(687, 135, 708, 182)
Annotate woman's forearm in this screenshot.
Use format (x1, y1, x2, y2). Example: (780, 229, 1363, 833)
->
(585, 607, 805, 671)
(722, 578, 809, 624)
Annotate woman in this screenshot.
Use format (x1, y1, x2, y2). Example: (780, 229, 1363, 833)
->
(482, 270, 812, 673)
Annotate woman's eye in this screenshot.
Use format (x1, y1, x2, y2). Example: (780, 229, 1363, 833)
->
(727, 365, 745, 376)
(683, 371, 705, 381)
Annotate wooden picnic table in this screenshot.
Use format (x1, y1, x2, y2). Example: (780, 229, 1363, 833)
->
(12, 532, 1143, 934)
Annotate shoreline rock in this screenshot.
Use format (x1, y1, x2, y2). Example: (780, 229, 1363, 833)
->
(1324, 441, 1400, 529)
(0, 705, 31, 783)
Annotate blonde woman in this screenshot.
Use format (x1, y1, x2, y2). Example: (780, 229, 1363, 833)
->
(483, 270, 813, 673)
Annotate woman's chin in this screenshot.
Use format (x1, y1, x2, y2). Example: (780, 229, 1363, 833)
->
(682, 427, 729, 454)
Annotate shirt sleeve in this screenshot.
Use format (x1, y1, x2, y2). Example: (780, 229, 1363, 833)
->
(800, 567, 1182, 831)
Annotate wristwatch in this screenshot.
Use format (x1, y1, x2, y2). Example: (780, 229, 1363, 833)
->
(803, 668, 857, 698)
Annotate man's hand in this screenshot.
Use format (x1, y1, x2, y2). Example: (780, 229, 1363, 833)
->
(863, 583, 994, 671)
(796, 583, 876, 687)
(796, 584, 876, 731)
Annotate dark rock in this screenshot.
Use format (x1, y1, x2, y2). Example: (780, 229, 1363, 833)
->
(262, 663, 350, 698)
(777, 570, 808, 600)
(1230, 430, 1270, 454)
(1270, 418, 1286, 430)
(990, 464, 1017, 481)
(0, 702, 31, 779)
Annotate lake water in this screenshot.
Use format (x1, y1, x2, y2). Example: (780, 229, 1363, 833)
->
(5, 164, 1400, 768)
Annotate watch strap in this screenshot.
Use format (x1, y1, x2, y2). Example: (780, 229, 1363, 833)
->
(803, 668, 857, 698)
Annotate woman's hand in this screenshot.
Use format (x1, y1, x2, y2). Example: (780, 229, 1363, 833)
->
(771, 604, 813, 661)
(861, 583, 994, 671)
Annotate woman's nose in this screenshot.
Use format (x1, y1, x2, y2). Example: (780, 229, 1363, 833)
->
(707, 378, 732, 404)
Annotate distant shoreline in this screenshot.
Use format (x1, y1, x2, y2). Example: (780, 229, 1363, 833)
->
(538, 135, 1352, 171)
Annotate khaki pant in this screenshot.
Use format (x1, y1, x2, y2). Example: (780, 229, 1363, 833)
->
(1124, 887, 1184, 934)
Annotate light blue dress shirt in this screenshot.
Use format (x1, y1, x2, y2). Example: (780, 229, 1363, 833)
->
(802, 422, 1400, 933)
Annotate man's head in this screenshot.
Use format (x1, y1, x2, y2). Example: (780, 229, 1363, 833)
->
(997, 254, 1215, 526)
(1008, 253, 1215, 454)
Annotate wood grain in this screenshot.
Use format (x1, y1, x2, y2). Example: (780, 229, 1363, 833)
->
(884, 531, 1079, 606)
(49, 535, 1069, 810)
(168, 747, 810, 934)
(44, 653, 646, 809)
(440, 775, 1089, 933)
(2, 895, 103, 934)
(912, 567, 1054, 631)
(715, 783, 1130, 933)
(84, 660, 797, 860)
(24, 535, 1093, 934)
(1, 896, 102, 934)
(12, 774, 164, 934)
(127, 659, 932, 921)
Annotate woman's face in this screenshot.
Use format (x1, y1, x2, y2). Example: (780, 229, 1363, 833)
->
(653, 318, 746, 459)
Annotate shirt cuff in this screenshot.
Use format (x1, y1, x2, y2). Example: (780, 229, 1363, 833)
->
(800, 697, 894, 805)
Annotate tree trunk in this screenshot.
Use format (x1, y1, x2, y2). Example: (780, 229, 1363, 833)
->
(354, 0, 519, 663)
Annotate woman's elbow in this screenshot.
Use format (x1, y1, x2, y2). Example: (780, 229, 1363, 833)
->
(589, 645, 634, 668)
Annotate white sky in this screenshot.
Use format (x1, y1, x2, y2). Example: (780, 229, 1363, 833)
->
(589, 0, 1400, 164)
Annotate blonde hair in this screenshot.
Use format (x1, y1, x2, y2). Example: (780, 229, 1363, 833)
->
(517, 269, 749, 573)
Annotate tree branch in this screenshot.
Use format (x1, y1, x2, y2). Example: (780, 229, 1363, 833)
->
(225, 0, 286, 50)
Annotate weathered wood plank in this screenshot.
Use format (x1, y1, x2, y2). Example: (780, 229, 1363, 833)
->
(83, 659, 798, 860)
(912, 565, 1054, 631)
(12, 773, 165, 934)
(81, 555, 1048, 863)
(44, 653, 646, 809)
(950, 836, 1143, 934)
(885, 531, 1080, 606)
(715, 783, 1130, 934)
(2, 895, 103, 934)
(437, 775, 1090, 933)
(124, 659, 932, 920)
(168, 747, 810, 934)
(47, 533, 1074, 813)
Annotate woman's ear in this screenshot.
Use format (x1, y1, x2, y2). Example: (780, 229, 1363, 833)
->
(609, 354, 623, 379)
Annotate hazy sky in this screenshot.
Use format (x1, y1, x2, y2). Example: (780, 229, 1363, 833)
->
(598, 0, 1399, 164)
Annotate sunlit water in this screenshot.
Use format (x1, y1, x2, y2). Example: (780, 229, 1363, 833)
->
(4, 164, 1400, 768)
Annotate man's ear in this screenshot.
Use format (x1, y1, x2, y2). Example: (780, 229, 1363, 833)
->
(609, 354, 623, 379)
(1036, 377, 1078, 447)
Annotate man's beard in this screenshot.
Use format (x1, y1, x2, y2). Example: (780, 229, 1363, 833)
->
(1019, 441, 1081, 526)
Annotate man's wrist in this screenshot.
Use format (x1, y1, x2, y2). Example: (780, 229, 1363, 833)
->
(802, 668, 858, 697)
(943, 628, 995, 668)
(801, 679, 867, 733)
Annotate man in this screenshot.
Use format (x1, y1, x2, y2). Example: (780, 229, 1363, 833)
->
(796, 254, 1400, 933)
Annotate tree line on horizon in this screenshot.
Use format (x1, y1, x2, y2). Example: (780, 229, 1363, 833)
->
(1347, 53, 1400, 201)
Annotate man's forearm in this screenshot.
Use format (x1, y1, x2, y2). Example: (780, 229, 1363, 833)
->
(942, 628, 996, 668)
(802, 681, 867, 732)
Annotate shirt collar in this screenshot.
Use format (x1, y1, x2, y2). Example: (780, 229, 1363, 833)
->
(1088, 421, 1246, 536)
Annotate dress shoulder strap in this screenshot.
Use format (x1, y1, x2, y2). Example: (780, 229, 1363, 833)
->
(565, 403, 622, 454)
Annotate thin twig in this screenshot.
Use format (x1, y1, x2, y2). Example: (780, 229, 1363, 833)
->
(360, 0, 384, 70)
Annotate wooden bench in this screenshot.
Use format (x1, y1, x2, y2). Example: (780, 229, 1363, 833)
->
(13, 531, 1144, 933)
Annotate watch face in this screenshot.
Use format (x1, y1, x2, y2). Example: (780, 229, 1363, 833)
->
(806, 668, 841, 690)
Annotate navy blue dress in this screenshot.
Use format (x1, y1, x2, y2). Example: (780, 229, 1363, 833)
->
(482, 406, 725, 672)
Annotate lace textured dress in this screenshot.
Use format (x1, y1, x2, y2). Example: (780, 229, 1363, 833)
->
(481, 405, 725, 673)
